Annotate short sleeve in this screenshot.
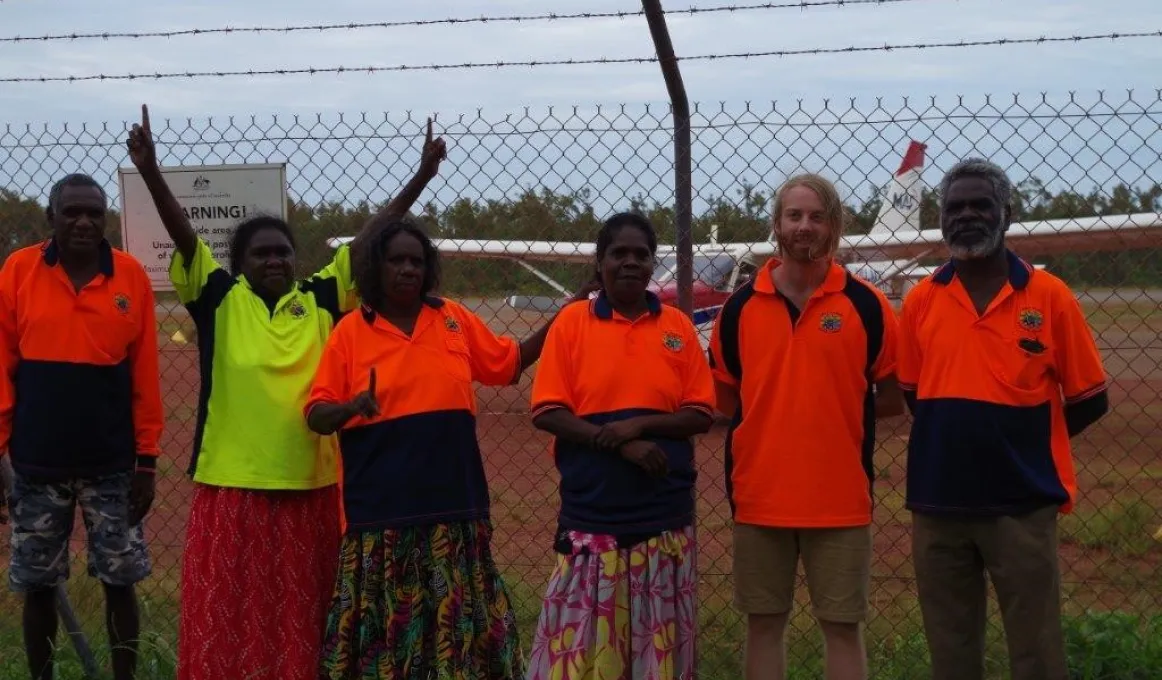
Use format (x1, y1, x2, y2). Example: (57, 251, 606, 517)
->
(871, 290, 900, 382)
(896, 286, 923, 393)
(169, 239, 225, 306)
(530, 311, 577, 418)
(458, 307, 520, 387)
(305, 322, 353, 418)
(707, 305, 737, 389)
(678, 317, 716, 417)
(308, 244, 358, 314)
(1053, 289, 1107, 402)
(0, 256, 21, 453)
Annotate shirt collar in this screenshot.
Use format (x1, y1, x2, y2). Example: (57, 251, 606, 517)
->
(591, 290, 663, 320)
(752, 256, 847, 295)
(41, 237, 114, 277)
(360, 295, 445, 325)
(932, 249, 1032, 290)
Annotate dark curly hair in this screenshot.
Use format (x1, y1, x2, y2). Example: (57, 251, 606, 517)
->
(353, 218, 441, 311)
(47, 173, 108, 218)
(594, 211, 658, 277)
(228, 215, 297, 276)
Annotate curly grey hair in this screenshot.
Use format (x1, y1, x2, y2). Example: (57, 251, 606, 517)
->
(938, 157, 1013, 210)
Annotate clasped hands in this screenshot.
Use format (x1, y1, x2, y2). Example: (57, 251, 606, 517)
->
(591, 419, 668, 478)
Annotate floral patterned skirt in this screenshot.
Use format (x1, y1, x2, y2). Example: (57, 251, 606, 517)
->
(319, 519, 524, 680)
(526, 525, 698, 680)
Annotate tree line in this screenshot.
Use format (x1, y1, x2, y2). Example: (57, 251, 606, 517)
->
(1, 176, 1159, 297)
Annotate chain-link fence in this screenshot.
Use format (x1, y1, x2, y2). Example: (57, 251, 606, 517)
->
(1, 89, 1161, 678)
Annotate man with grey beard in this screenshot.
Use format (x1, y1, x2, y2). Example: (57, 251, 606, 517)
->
(897, 158, 1110, 680)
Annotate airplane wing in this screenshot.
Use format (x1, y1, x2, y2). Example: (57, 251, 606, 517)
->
(847, 212, 1162, 261)
(324, 236, 739, 264)
(718, 212, 1162, 264)
(326, 236, 597, 263)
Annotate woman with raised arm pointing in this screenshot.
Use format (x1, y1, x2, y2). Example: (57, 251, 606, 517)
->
(126, 104, 446, 680)
(304, 217, 597, 679)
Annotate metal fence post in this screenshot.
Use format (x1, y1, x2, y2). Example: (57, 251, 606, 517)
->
(642, 0, 694, 318)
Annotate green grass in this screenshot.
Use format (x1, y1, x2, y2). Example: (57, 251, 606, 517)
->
(1060, 498, 1161, 558)
(2, 574, 1159, 679)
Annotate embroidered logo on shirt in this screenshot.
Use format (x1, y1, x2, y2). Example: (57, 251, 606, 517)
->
(444, 316, 461, 333)
(662, 332, 684, 352)
(113, 293, 131, 315)
(1019, 308, 1044, 332)
(288, 300, 307, 319)
(819, 312, 843, 333)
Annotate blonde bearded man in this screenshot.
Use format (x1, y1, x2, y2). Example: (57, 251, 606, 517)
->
(709, 174, 904, 680)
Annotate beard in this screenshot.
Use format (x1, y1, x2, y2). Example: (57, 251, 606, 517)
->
(944, 219, 1004, 260)
(777, 232, 830, 263)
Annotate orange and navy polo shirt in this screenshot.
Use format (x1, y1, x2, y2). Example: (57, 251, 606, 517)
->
(708, 257, 899, 528)
(305, 296, 520, 531)
(0, 239, 163, 480)
(530, 291, 715, 540)
(897, 250, 1109, 516)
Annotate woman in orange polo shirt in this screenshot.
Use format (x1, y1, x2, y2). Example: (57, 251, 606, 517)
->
(526, 213, 716, 679)
(304, 218, 593, 678)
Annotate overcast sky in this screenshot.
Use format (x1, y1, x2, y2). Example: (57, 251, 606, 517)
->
(2, 0, 1160, 210)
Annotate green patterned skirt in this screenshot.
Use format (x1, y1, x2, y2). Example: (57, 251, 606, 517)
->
(319, 520, 525, 679)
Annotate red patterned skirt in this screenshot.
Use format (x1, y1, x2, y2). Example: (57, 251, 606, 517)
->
(177, 483, 341, 680)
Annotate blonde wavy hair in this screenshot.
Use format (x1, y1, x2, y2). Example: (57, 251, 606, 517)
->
(770, 173, 846, 261)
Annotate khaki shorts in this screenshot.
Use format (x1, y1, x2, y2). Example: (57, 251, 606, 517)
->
(732, 522, 871, 623)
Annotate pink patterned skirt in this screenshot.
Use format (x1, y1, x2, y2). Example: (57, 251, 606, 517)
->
(526, 525, 697, 680)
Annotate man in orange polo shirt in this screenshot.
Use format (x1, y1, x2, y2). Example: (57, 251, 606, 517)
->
(709, 174, 903, 680)
(898, 158, 1109, 680)
(0, 173, 163, 680)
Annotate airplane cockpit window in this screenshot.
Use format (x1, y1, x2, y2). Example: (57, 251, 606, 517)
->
(652, 254, 736, 289)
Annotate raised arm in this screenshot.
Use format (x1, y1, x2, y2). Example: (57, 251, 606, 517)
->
(515, 279, 602, 373)
(127, 104, 198, 263)
(358, 118, 447, 239)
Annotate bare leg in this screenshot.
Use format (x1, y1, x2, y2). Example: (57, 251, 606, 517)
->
(745, 612, 789, 680)
(819, 620, 866, 680)
(104, 583, 140, 680)
(23, 588, 58, 680)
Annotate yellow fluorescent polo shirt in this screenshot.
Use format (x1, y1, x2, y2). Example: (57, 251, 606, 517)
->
(171, 238, 356, 490)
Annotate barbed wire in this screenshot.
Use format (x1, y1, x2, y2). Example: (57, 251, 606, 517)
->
(0, 0, 922, 43)
(2, 31, 1157, 84)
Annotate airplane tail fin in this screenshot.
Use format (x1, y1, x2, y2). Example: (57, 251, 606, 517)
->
(869, 140, 927, 235)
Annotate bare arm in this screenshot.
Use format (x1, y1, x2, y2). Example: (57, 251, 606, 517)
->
(593, 408, 713, 450)
(306, 402, 360, 436)
(633, 409, 714, 438)
(515, 279, 603, 375)
(874, 375, 905, 418)
(307, 369, 379, 435)
(127, 104, 198, 263)
(361, 118, 447, 234)
(532, 408, 602, 447)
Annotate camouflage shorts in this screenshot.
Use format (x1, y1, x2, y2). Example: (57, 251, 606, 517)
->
(8, 471, 151, 593)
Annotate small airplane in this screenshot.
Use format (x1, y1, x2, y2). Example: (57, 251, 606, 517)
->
(329, 140, 1162, 345)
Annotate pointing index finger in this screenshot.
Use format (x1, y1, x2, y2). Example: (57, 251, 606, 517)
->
(426, 117, 433, 143)
(141, 104, 151, 132)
